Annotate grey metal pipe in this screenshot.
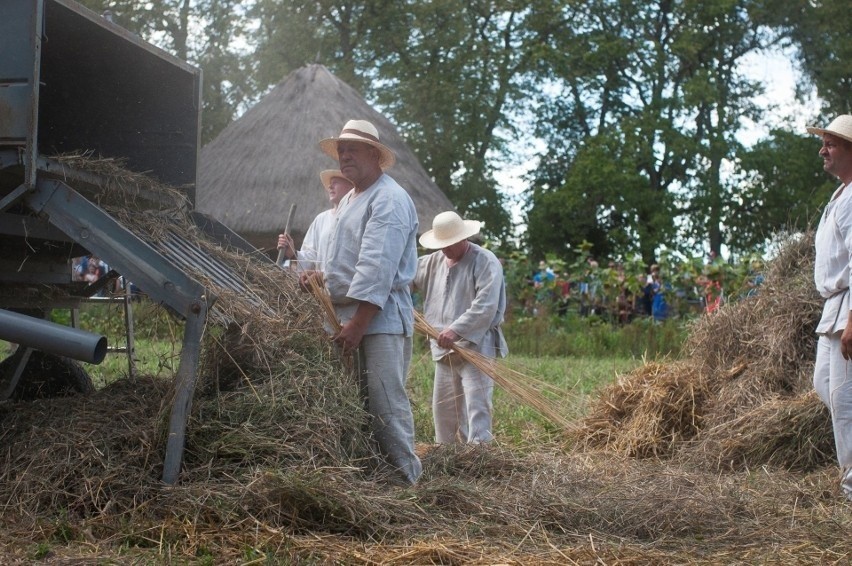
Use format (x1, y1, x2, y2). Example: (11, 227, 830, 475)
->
(0, 309, 107, 364)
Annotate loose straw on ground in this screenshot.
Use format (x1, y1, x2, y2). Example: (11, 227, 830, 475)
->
(414, 311, 576, 433)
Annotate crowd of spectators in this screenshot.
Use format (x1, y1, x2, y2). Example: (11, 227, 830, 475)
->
(512, 251, 764, 323)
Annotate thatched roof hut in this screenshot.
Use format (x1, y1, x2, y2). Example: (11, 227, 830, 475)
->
(196, 64, 455, 252)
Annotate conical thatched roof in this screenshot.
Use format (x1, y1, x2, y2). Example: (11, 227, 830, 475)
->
(196, 64, 454, 251)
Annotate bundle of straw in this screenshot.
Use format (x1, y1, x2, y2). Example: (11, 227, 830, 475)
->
(304, 272, 341, 333)
(414, 311, 575, 432)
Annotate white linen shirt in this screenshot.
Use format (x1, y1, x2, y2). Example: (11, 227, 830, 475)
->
(815, 183, 852, 334)
(296, 208, 335, 272)
(413, 243, 509, 360)
(324, 173, 418, 337)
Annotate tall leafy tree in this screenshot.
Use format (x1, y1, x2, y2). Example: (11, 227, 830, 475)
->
(364, 0, 557, 243)
(756, 0, 851, 114)
(676, 0, 765, 256)
(729, 129, 835, 252)
(250, 0, 381, 92)
(527, 0, 689, 264)
(526, 0, 769, 264)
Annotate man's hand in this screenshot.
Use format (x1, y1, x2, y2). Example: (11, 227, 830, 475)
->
(298, 270, 323, 292)
(333, 302, 379, 352)
(277, 233, 296, 260)
(842, 312, 852, 360)
(437, 328, 461, 349)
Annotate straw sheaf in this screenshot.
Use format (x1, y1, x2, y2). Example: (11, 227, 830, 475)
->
(578, 232, 831, 470)
(413, 311, 576, 433)
(196, 64, 455, 251)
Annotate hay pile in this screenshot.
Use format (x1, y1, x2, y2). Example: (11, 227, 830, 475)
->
(1, 155, 378, 515)
(578, 233, 835, 471)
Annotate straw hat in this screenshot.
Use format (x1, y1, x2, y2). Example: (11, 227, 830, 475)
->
(806, 114, 852, 144)
(419, 211, 481, 249)
(319, 119, 396, 170)
(319, 169, 351, 189)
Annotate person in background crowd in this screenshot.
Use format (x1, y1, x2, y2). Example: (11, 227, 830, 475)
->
(651, 266, 670, 322)
(73, 254, 107, 283)
(413, 211, 508, 445)
(317, 119, 422, 485)
(641, 264, 659, 317)
(807, 114, 852, 501)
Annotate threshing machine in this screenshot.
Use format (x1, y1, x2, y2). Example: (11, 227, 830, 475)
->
(0, 0, 262, 484)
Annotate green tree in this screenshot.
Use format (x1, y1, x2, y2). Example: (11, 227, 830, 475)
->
(250, 0, 379, 92)
(526, 0, 769, 264)
(730, 128, 835, 251)
(527, 0, 692, 264)
(676, 0, 766, 256)
(757, 0, 851, 114)
(364, 0, 560, 243)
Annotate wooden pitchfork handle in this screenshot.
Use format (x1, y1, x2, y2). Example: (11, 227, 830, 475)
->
(276, 203, 297, 267)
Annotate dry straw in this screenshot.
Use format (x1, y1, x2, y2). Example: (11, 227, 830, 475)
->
(577, 232, 833, 471)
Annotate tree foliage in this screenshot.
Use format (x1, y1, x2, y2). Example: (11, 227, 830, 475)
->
(525, 0, 773, 264)
(73, 0, 838, 261)
(729, 129, 835, 252)
(756, 0, 851, 114)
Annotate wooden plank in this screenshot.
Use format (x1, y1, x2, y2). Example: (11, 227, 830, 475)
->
(161, 297, 208, 485)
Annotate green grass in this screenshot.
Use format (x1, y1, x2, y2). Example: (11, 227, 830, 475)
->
(407, 340, 642, 445)
(505, 312, 687, 358)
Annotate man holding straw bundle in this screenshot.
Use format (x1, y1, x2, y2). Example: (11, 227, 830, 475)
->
(414, 211, 508, 444)
(808, 114, 852, 501)
(318, 119, 422, 485)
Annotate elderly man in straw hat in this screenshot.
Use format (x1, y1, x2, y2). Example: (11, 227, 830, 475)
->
(413, 211, 508, 444)
(808, 114, 852, 501)
(276, 169, 353, 271)
(318, 119, 422, 485)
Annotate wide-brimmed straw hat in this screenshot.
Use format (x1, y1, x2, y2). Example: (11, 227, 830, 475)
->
(319, 169, 352, 190)
(319, 119, 396, 170)
(419, 211, 481, 249)
(806, 114, 852, 144)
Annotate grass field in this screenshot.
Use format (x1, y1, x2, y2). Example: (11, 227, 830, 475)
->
(407, 345, 641, 445)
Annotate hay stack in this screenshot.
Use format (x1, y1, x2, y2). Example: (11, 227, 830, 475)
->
(0, 156, 379, 519)
(577, 233, 833, 471)
(580, 361, 710, 457)
(685, 233, 821, 425)
(695, 390, 834, 472)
